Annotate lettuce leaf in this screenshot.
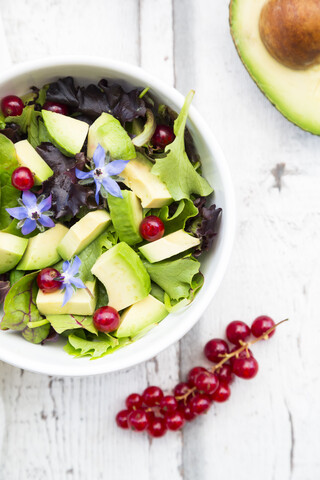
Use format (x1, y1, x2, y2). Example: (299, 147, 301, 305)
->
(143, 256, 202, 301)
(0, 134, 20, 229)
(152, 199, 198, 235)
(0, 271, 50, 344)
(0, 275, 10, 305)
(5, 105, 35, 134)
(152, 91, 213, 201)
(64, 332, 121, 359)
(37, 143, 94, 219)
(186, 197, 222, 256)
(46, 314, 97, 334)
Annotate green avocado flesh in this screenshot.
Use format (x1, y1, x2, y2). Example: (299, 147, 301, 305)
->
(108, 190, 143, 245)
(87, 113, 136, 160)
(42, 110, 89, 156)
(57, 210, 111, 260)
(122, 153, 172, 208)
(115, 294, 168, 338)
(17, 224, 68, 270)
(0, 232, 28, 274)
(15, 140, 53, 184)
(230, 0, 320, 134)
(91, 242, 151, 311)
(36, 280, 96, 316)
(139, 229, 200, 263)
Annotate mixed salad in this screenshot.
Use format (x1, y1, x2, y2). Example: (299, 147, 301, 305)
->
(0, 77, 222, 359)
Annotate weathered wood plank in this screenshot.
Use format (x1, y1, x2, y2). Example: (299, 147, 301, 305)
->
(174, 1, 320, 479)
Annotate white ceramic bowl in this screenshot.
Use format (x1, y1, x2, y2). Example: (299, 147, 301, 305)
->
(0, 57, 235, 376)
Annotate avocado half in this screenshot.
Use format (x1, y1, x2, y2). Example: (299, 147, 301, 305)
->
(229, 0, 320, 135)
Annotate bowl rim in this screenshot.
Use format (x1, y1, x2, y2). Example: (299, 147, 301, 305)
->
(0, 56, 236, 376)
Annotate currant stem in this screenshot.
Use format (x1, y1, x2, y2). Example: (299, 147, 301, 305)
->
(211, 318, 289, 373)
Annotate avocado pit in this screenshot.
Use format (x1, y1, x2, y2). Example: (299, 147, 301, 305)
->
(259, 0, 320, 69)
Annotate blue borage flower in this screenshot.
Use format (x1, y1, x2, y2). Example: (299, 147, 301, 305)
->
(6, 190, 55, 235)
(75, 144, 129, 204)
(56, 256, 86, 306)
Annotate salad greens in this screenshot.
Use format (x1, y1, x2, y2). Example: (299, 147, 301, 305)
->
(152, 91, 213, 200)
(0, 76, 222, 360)
(1, 272, 50, 343)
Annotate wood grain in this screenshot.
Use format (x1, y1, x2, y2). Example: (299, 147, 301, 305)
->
(1, 0, 319, 479)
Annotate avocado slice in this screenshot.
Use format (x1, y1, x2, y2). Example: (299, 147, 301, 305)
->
(91, 242, 151, 311)
(42, 110, 89, 156)
(36, 280, 96, 316)
(0, 232, 28, 274)
(57, 210, 111, 260)
(17, 224, 68, 270)
(108, 190, 143, 246)
(15, 140, 53, 184)
(230, 0, 320, 134)
(87, 113, 136, 160)
(115, 294, 168, 338)
(122, 153, 172, 208)
(139, 229, 200, 263)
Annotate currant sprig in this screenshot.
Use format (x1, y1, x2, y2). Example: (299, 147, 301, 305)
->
(116, 315, 288, 438)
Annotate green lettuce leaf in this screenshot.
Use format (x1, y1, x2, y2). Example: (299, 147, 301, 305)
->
(0, 271, 50, 344)
(143, 256, 202, 301)
(28, 110, 51, 148)
(96, 281, 109, 309)
(152, 91, 213, 201)
(153, 199, 198, 235)
(5, 105, 35, 133)
(64, 332, 120, 359)
(46, 314, 98, 334)
(0, 112, 6, 129)
(0, 135, 20, 229)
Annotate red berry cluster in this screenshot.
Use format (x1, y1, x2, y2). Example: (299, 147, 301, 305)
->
(116, 315, 287, 438)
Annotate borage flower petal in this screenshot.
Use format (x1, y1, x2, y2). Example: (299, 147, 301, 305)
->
(102, 176, 122, 198)
(21, 218, 37, 235)
(93, 144, 106, 169)
(106, 160, 129, 176)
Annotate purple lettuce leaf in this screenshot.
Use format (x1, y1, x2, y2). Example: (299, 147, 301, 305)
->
(186, 197, 222, 256)
(36, 143, 94, 219)
(76, 84, 110, 118)
(46, 76, 79, 107)
(0, 123, 23, 143)
(44, 77, 147, 123)
(0, 275, 10, 305)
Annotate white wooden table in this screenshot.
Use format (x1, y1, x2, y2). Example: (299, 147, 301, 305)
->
(0, 1, 319, 479)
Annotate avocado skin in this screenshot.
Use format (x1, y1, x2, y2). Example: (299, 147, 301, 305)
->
(229, 0, 320, 135)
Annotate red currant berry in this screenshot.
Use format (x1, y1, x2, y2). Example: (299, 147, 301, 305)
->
(139, 216, 165, 242)
(125, 393, 143, 410)
(142, 386, 164, 407)
(93, 306, 120, 333)
(160, 395, 178, 413)
(178, 401, 197, 422)
(145, 410, 156, 423)
(229, 347, 253, 365)
(165, 411, 185, 431)
(116, 409, 130, 429)
(226, 320, 251, 345)
(194, 372, 219, 395)
(147, 417, 167, 438)
(1, 95, 24, 117)
(173, 382, 191, 399)
(189, 394, 211, 415)
(210, 383, 231, 402)
(187, 366, 208, 386)
(204, 338, 229, 363)
(216, 364, 234, 385)
(251, 315, 275, 338)
(127, 409, 149, 431)
(43, 101, 68, 115)
(152, 125, 175, 149)
(232, 356, 259, 379)
(11, 167, 34, 191)
(37, 268, 61, 293)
